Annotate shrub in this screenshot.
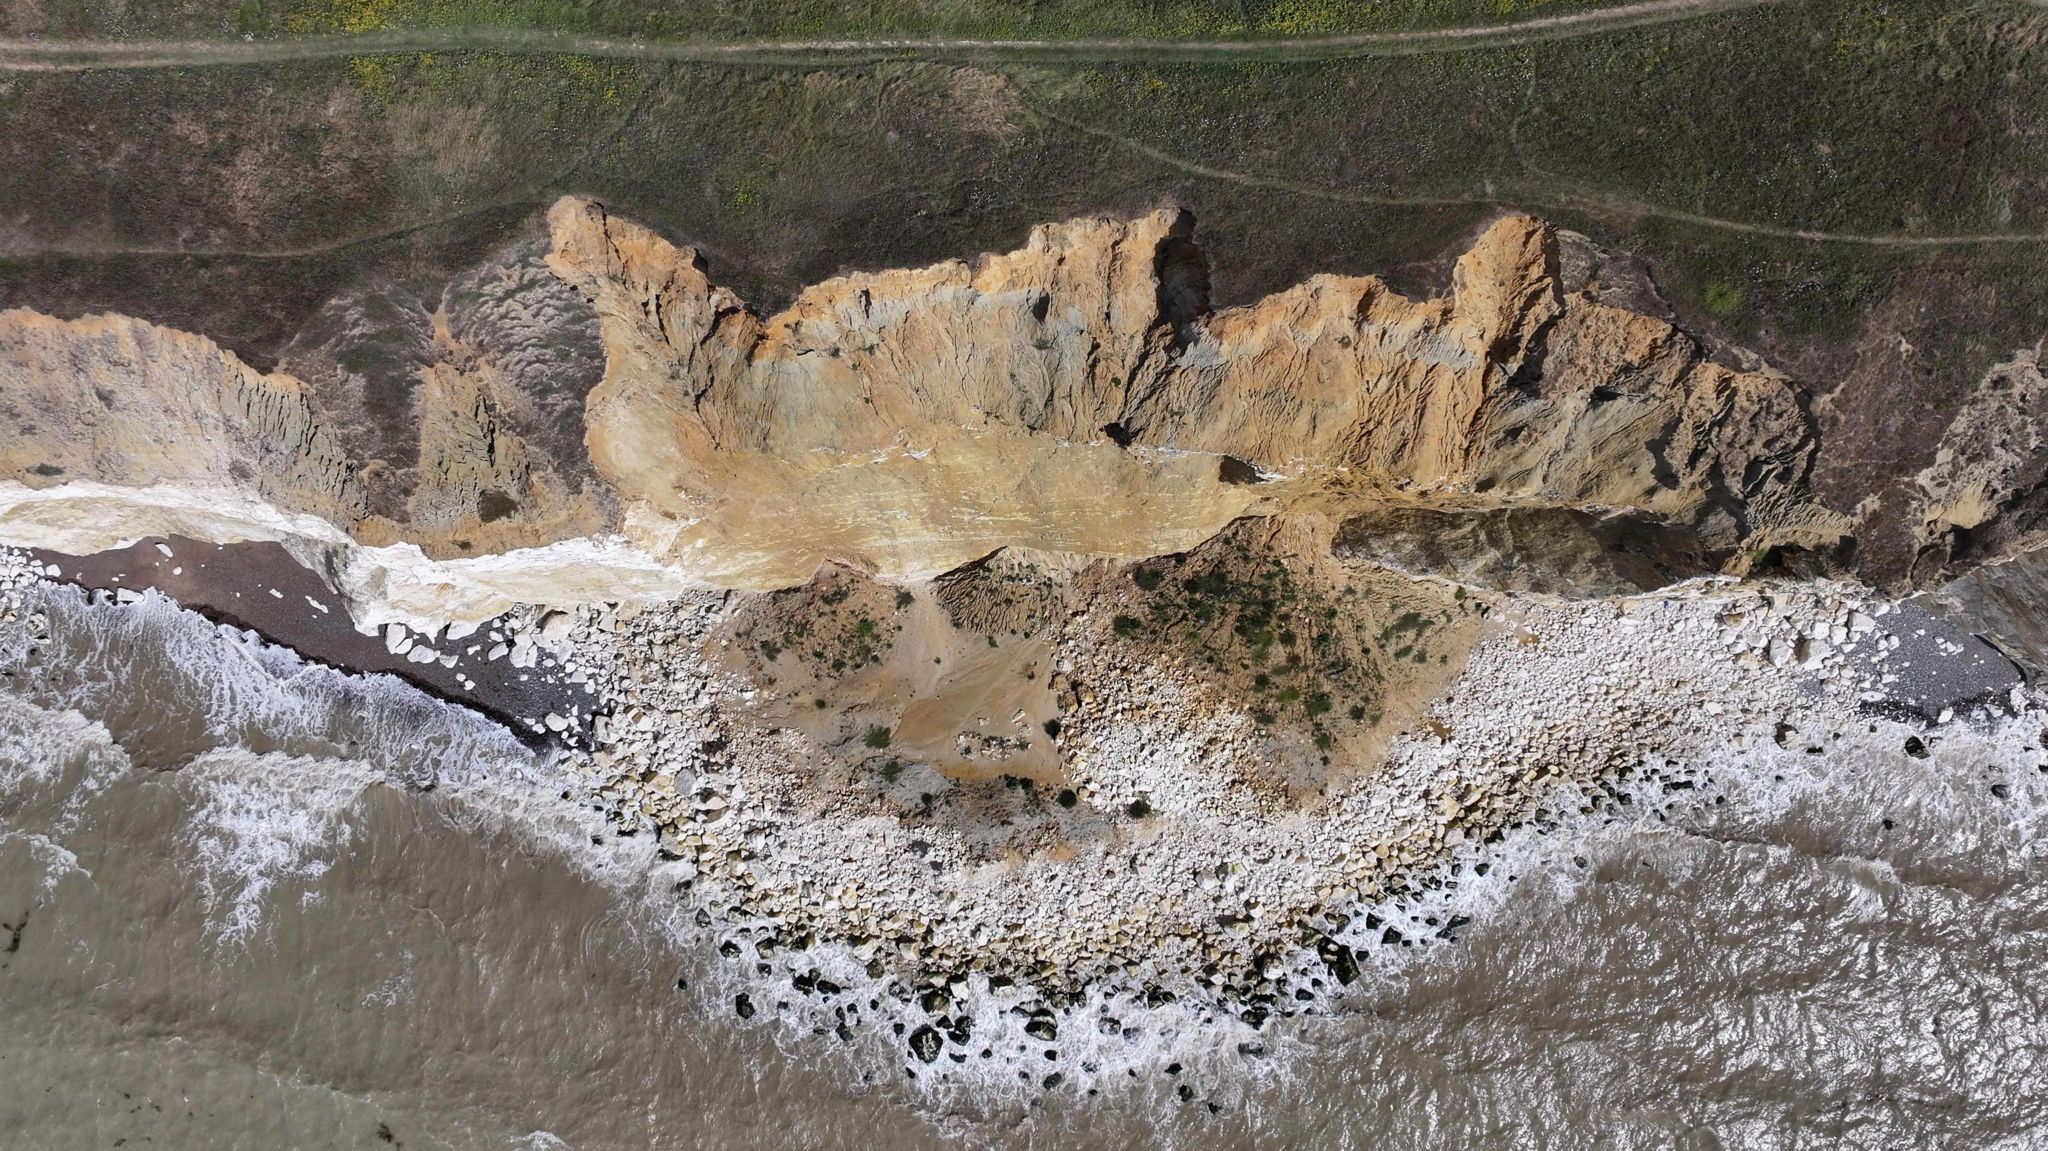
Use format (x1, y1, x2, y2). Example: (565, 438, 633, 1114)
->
(863, 725, 892, 749)
(1112, 614, 1144, 638)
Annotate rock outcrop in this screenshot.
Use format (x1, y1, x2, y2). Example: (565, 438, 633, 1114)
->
(1907, 345, 2048, 580)
(1332, 506, 1712, 599)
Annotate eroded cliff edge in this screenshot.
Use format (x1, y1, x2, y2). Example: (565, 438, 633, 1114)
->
(9, 194, 2048, 644)
(2, 196, 1852, 604)
(546, 197, 1846, 586)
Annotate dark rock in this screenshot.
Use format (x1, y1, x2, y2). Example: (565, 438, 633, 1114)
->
(1316, 936, 1360, 985)
(1333, 505, 1712, 598)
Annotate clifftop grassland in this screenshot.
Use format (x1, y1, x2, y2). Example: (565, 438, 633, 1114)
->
(14, 0, 1644, 42)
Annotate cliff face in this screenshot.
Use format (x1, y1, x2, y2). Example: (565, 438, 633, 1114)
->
(0, 194, 1899, 597)
(1908, 347, 2048, 577)
(0, 238, 615, 563)
(545, 196, 1828, 586)
(0, 310, 363, 526)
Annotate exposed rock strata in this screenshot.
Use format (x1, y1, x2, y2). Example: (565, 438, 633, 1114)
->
(1906, 345, 2048, 582)
(1927, 544, 2048, 678)
(1332, 506, 1711, 599)
(0, 311, 361, 527)
(547, 197, 1830, 586)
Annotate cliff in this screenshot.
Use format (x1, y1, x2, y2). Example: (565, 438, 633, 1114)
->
(544, 196, 1831, 586)
(0, 195, 1867, 601)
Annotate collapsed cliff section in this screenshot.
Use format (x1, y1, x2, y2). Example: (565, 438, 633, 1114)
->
(271, 237, 618, 558)
(543, 195, 1834, 590)
(693, 516, 1477, 823)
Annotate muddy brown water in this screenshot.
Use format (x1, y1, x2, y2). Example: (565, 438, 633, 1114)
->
(4, 582, 2048, 1149)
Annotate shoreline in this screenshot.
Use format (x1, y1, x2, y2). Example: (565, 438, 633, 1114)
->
(4, 540, 2048, 1114)
(27, 536, 597, 746)
(4, 539, 2035, 1095)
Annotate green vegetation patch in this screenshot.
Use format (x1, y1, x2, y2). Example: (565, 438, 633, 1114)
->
(1112, 535, 1469, 761)
(732, 568, 904, 681)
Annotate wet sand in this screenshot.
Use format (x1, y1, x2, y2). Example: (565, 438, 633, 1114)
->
(30, 536, 587, 742)
(1877, 601, 2027, 715)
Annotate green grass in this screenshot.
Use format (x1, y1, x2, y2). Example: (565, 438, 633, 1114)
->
(19, 0, 1638, 43)
(1113, 543, 1447, 752)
